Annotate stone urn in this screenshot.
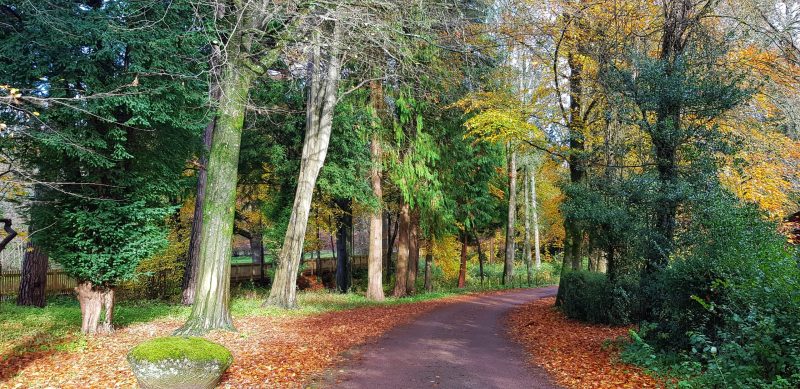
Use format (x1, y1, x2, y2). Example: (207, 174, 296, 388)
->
(127, 337, 233, 389)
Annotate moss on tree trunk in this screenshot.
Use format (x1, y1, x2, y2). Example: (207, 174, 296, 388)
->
(176, 58, 251, 335)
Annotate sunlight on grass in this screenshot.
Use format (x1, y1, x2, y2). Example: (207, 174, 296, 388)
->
(0, 283, 556, 358)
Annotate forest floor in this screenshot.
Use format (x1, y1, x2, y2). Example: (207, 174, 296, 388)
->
(1, 286, 662, 388)
(0, 288, 512, 388)
(507, 296, 664, 388)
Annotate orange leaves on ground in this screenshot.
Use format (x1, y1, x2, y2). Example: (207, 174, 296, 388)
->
(507, 297, 663, 389)
(1, 297, 468, 388)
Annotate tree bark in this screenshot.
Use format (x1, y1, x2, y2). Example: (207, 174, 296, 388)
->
(564, 50, 586, 272)
(267, 24, 342, 308)
(503, 146, 517, 285)
(17, 242, 48, 308)
(17, 242, 48, 307)
(406, 211, 419, 295)
(366, 134, 385, 301)
(523, 166, 533, 286)
(334, 198, 352, 293)
(175, 45, 251, 334)
(385, 211, 398, 282)
(75, 281, 114, 335)
(531, 167, 542, 269)
(457, 232, 468, 288)
(182, 26, 224, 306)
(316, 209, 322, 276)
(424, 238, 433, 292)
(392, 200, 410, 297)
(474, 231, 485, 287)
(489, 235, 495, 264)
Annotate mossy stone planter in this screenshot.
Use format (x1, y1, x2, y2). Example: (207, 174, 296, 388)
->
(127, 337, 233, 389)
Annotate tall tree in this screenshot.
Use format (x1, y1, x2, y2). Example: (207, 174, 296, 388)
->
(0, 0, 208, 334)
(503, 145, 517, 285)
(178, 0, 287, 334)
(367, 126, 385, 300)
(267, 19, 343, 307)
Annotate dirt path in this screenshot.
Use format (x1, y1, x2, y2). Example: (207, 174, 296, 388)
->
(325, 286, 560, 389)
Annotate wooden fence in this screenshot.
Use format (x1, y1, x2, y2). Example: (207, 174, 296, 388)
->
(0, 255, 368, 298)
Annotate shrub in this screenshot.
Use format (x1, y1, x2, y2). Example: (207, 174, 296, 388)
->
(626, 194, 800, 387)
(559, 271, 638, 325)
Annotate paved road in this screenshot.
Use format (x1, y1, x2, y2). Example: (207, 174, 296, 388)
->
(328, 286, 560, 389)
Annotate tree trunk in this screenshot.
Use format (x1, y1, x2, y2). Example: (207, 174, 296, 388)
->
(17, 242, 48, 307)
(503, 146, 517, 285)
(406, 211, 419, 295)
(457, 232, 468, 288)
(366, 134, 385, 301)
(182, 31, 223, 306)
(556, 47, 586, 306)
(531, 168, 542, 269)
(175, 50, 251, 334)
(316, 209, 322, 276)
(523, 166, 533, 286)
(474, 231, 485, 287)
(564, 50, 586, 272)
(489, 235, 495, 264)
(392, 200, 410, 297)
(335, 198, 352, 293)
(75, 281, 115, 335)
(385, 212, 398, 282)
(424, 238, 433, 292)
(267, 24, 342, 308)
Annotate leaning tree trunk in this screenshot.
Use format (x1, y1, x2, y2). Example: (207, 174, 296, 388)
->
(75, 281, 115, 335)
(503, 146, 517, 285)
(366, 133, 385, 301)
(392, 201, 411, 297)
(175, 48, 252, 334)
(267, 24, 342, 308)
(334, 198, 352, 293)
(17, 242, 48, 307)
(523, 166, 533, 286)
(406, 211, 419, 295)
(457, 233, 468, 288)
(424, 238, 433, 292)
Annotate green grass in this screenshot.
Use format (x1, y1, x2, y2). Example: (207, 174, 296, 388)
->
(0, 296, 189, 358)
(0, 280, 557, 359)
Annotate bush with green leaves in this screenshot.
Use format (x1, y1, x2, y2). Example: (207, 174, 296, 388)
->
(559, 270, 639, 326)
(625, 193, 800, 387)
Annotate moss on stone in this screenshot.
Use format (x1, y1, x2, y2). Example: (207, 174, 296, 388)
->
(127, 337, 232, 366)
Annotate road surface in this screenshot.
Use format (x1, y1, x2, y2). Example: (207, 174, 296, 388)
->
(326, 286, 560, 389)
